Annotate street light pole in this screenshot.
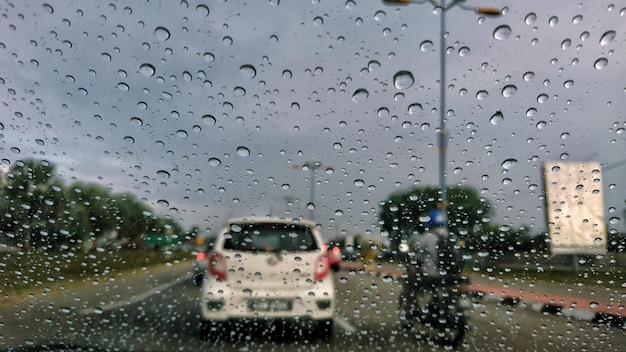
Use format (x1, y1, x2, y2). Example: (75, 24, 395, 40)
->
(383, 0, 501, 223)
(293, 160, 325, 221)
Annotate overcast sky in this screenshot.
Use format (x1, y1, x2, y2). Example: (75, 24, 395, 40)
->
(1, 0, 625, 238)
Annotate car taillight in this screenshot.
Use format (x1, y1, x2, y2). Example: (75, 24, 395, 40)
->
(208, 252, 227, 281)
(196, 251, 207, 261)
(314, 254, 330, 281)
(332, 246, 340, 255)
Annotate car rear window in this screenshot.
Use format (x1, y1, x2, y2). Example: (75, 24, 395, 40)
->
(222, 223, 318, 252)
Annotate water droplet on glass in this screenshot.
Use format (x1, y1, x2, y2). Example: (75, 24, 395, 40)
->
(176, 130, 188, 138)
(458, 46, 470, 57)
(239, 65, 256, 79)
(155, 26, 171, 41)
(523, 71, 535, 82)
(43, 3, 54, 14)
(525, 13, 536, 25)
(594, 58, 608, 70)
(548, 16, 559, 27)
(600, 30, 616, 46)
(526, 108, 537, 116)
(537, 94, 548, 103)
(202, 114, 216, 125)
(501, 85, 517, 97)
(609, 217, 620, 225)
(352, 89, 369, 102)
(563, 80, 574, 88)
(130, 117, 143, 126)
(208, 158, 221, 166)
(374, 10, 386, 21)
(158, 199, 170, 207)
(408, 103, 422, 114)
(561, 39, 571, 50)
(420, 40, 433, 52)
(501, 159, 518, 170)
(493, 25, 512, 40)
(157, 170, 171, 179)
(196, 4, 210, 17)
(313, 16, 324, 26)
(490, 110, 504, 125)
(354, 179, 365, 187)
(140, 64, 155, 77)
(536, 121, 547, 129)
(203, 52, 215, 63)
(282, 69, 293, 79)
(393, 71, 414, 90)
(476, 90, 489, 100)
(237, 146, 250, 157)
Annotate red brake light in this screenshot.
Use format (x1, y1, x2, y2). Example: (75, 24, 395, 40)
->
(208, 252, 227, 281)
(196, 251, 207, 261)
(314, 254, 330, 281)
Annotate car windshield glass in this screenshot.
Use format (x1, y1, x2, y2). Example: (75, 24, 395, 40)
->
(223, 223, 317, 252)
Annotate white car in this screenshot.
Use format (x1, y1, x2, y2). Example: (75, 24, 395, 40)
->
(199, 217, 335, 339)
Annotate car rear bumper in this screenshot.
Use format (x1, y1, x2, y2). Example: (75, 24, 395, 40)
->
(200, 281, 335, 321)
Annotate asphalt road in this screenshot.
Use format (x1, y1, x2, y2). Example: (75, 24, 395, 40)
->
(1, 261, 624, 351)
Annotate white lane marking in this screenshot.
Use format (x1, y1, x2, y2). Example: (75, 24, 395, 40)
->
(334, 316, 357, 334)
(80, 272, 192, 315)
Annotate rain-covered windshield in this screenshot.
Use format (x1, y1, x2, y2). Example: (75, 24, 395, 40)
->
(1, 0, 625, 351)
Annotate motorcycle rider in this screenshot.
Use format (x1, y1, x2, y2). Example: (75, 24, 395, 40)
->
(403, 209, 463, 319)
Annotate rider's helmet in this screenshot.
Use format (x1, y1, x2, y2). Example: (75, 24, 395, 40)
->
(426, 209, 446, 229)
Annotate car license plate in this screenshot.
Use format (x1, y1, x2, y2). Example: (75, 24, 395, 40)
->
(248, 299, 293, 312)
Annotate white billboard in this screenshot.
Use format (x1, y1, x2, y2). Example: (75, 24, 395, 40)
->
(543, 161, 607, 255)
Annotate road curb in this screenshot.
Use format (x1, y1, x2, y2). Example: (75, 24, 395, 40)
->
(341, 262, 625, 329)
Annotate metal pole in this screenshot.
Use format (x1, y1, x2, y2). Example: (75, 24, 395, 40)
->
(309, 165, 316, 221)
(439, 1, 448, 219)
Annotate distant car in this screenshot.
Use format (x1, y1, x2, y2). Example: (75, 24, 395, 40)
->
(200, 217, 335, 339)
(193, 235, 215, 286)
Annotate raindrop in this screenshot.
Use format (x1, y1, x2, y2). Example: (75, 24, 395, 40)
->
(157, 199, 170, 207)
(354, 179, 365, 187)
(594, 58, 608, 70)
(43, 3, 54, 13)
(124, 136, 135, 144)
(548, 16, 559, 27)
(374, 10, 386, 21)
(196, 4, 210, 17)
(501, 85, 517, 97)
(537, 94, 548, 103)
(237, 146, 250, 157)
(393, 71, 414, 90)
(523, 71, 535, 81)
(282, 70, 292, 79)
(501, 159, 518, 170)
(203, 52, 215, 62)
(561, 39, 571, 50)
(490, 110, 504, 125)
(408, 103, 422, 114)
(420, 40, 433, 52)
(208, 158, 221, 166)
(157, 170, 171, 179)
(609, 217, 620, 225)
(563, 80, 574, 88)
(352, 89, 369, 102)
(202, 115, 216, 125)
(493, 25, 512, 40)
(176, 130, 188, 138)
(526, 108, 537, 116)
(239, 65, 256, 79)
(117, 82, 129, 91)
(140, 64, 155, 77)
(476, 90, 489, 100)
(313, 16, 324, 26)
(572, 15, 583, 24)
(130, 117, 143, 126)
(155, 26, 171, 41)
(599, 30, 616, 46)
(458, 46, 470, 57)
(524, 12, 537, 25)
(536, 121, 547, 129)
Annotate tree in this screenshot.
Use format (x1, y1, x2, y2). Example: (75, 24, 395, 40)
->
(0, 159, 66, 248)
(379, 186, 492, 254)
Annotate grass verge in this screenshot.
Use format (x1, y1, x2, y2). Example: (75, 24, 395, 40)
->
(0, 248, 192, 298)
